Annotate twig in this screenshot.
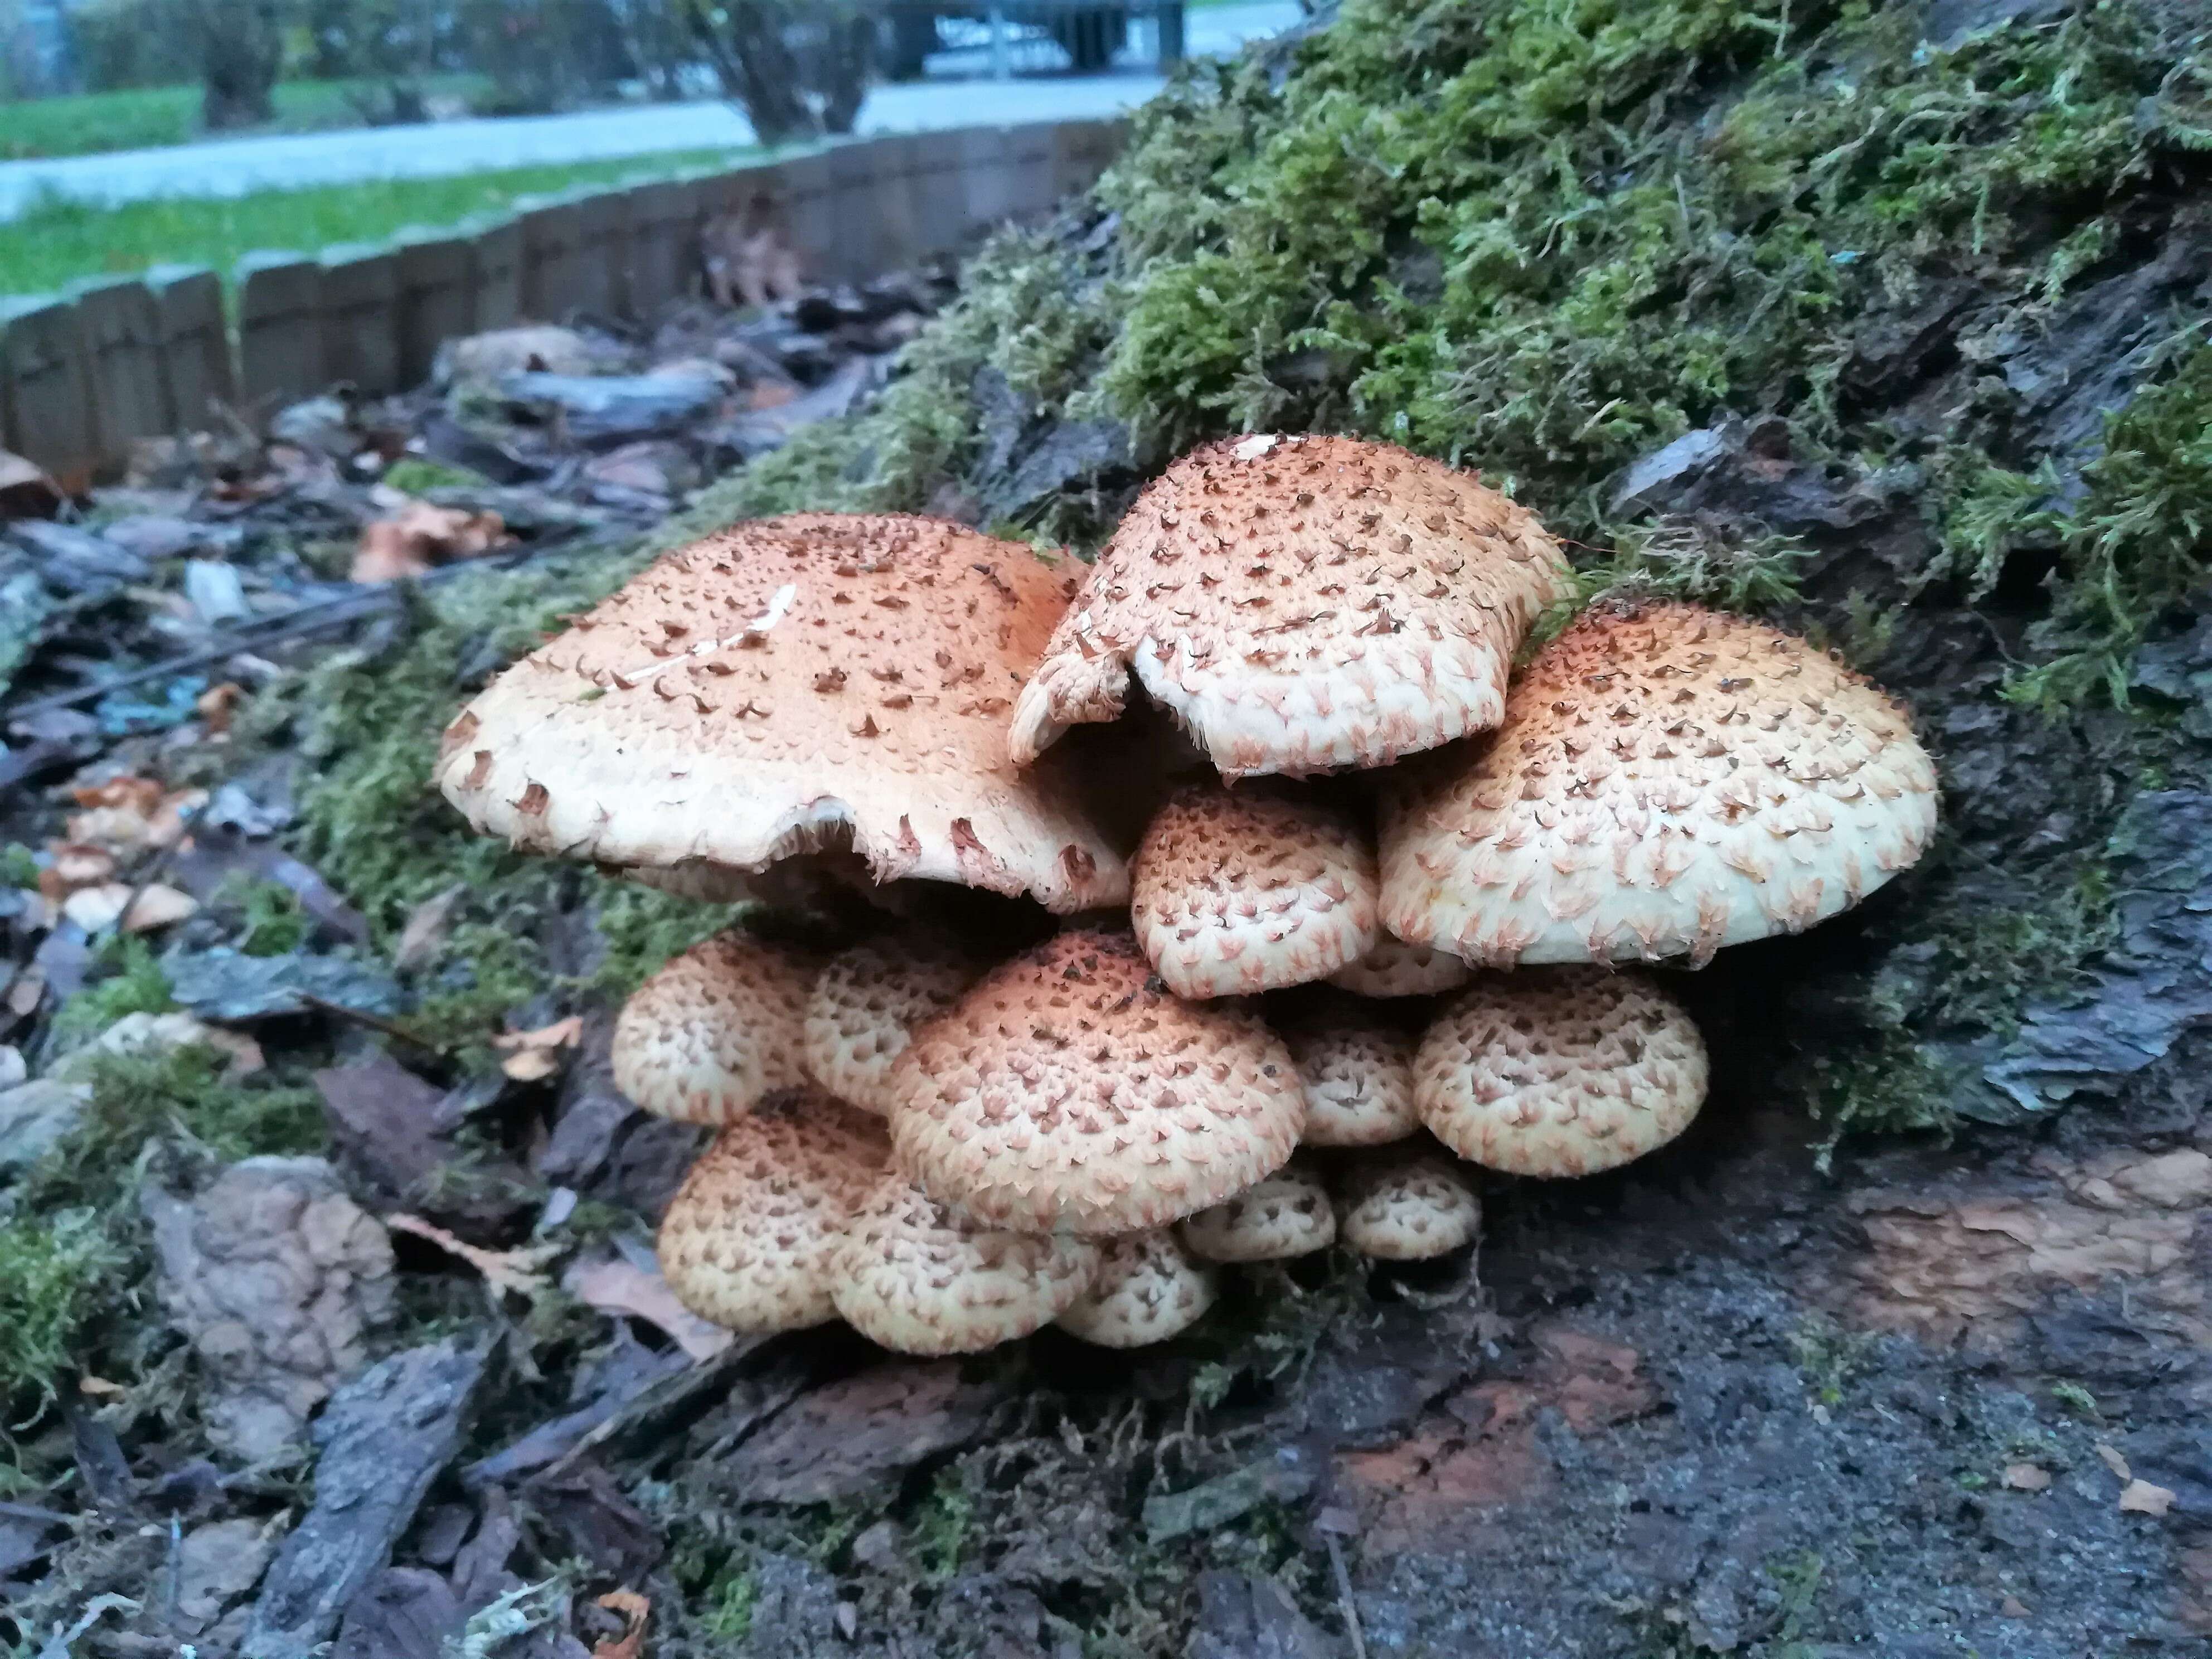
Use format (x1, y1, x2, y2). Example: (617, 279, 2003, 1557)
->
(1325, 1533, 1367, 1659)
(298, 994, 451, 1055)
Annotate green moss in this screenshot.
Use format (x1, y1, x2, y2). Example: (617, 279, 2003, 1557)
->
(586, 882, 743, 1001)
(699, 1569, 757, 1641)
(211, 875, 311, 957)
(384, 457, 492, 494)
(913, 1470, 977, 1585)
(0, 842, 37, 888)
(0, 1209, 123, 1410)
(46, 936, 176, 1049)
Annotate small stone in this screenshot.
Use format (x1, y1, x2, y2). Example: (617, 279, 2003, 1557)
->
(2002, 1463, 2051, 1492)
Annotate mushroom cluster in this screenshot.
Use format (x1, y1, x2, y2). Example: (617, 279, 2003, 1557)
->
(438, 437, 1939, 1355)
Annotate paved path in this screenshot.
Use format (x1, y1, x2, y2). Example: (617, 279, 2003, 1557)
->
(0, 3, 1301, 222)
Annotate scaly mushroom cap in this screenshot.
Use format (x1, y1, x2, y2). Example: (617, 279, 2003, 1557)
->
(1325, 935, 1472, 998)
(888, 928, 1306, 1234)
(1056, 1230, 1219, 1347)
(657, 1092, 886, 1332)
(1336, 1143, 1481, 1260)
(1131, 780, 1378, 998)
(1010, 435, 1571, 779)
(435, 513, 1128, 913)
(612, 930, 819, 1123)
(1414, 968, 1707, 1177)
(1379, 600, 1941, 968)
(1180, 1157, 1335, 1262)
(1286, 1002, 1419, 1147)
(804, 936, 983, 1114)
(831, 1171, 1100, 1354)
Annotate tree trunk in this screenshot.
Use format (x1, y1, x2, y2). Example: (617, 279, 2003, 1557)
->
(198, 0, 284, 131)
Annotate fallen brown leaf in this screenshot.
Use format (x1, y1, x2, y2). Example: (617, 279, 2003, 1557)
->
(78, 1375, 127, 1400)
(593, 1590, 651, 1659)
(386, 1212, 558, 1297)
(2001, 1463, 2050, 1492)
(394, 883, 466, 971)
(2120, 1479, 2176, 1516)
(64, 779, 204, 855)
(564, 1256, 734, 1362)
(2096, 1443, 2133, 1482)
(60, 881, 200, 933)
(197, 682, 244, 735)
(352, 499, 507, 584)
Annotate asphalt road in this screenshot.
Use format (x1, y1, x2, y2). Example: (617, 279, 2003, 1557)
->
(0, 3, 1302, 222)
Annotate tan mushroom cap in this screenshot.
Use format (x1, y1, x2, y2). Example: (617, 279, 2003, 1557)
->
(831, 1171, 1100, 1354)
(435, 513, 1128, 914)
(1131, 781, 1378, 998)
(1325, 935, 1472, 998)
(804, 936, 983, 1115)
(1379, 600, 1941, 968)
(1286, 1002, 1419, 1147)
(1180, 1157, 1336, 1262)
(888, 928, 1306, 1235)
(1336, 1143, 1481, 1260)
(1056, 1230, 1219, 1347)
(612, 930, 819, 1123)
(1414, 968, 1707, 1177)
(1010, 434, 1570, 780)
(657, 1092, 887, 1333)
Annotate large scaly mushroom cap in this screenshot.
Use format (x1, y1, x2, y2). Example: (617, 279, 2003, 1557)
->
(1057, 1230, 1219, 1348)
(612, 930, 820, 1123)
(1131, 780, 1378, 999)
(1180, 1157, 1335, 1262)
(657, 1092, 886, 1333)
(1326, 935, 1471, 998)
(435, 512, 1128, 913)
(1379, 599, 1941, 968)
(1336, 1143, 1481, 1260)
(1414, 968, 1707, 1177)
(1286, 1000, 1420, 1147)
(804, 935, 983, 1115)
(831, 1171, 1100, 1354)
(887, 928, 1307, 1235)
(1009, 435, 1571, 780)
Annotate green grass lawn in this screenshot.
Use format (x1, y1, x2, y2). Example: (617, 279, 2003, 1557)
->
(0, 76, 494, 162)
(0, 147, 761, 298)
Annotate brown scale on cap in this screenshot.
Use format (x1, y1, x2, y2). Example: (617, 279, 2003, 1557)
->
(1414, 968, 1707, 1177)
(1180, 1156, 1336, 1262)
(612, 930, 821, 1123)
(435, 513, 1128, 913)
(1057, 1229, 1219, 1347)
(1326, 934, 1472, 998)
(657, 1092, 887, 1333)
(1009, 434, 1570, 780)
(1379, 599, 1941, 968)
(887, 928, 1307, 1235)
(804, 935, 984, 1115)
(832, 1171, 1101, 1354)
(1285, 998, 1420, 1147)
(1131, 780, 1378, 999)
(1336, 1141, 1481, 1260)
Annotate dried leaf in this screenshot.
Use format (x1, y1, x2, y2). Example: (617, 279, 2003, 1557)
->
(394, 883, 466, 971)
(197, 682, 244, 735)
(352, 499, 507, 584)
(65, 779, 203, 854)
(386, 1212, 557, 1297)
(592, 1590, 651, 1659)
(79, 1375, 127, 1400)
(2001, 1463, 2051, 1492)
(564, 1257, 733, 1362)
(2095, 1443, 2132, 1482)
(2119, 1479, 2176, 1516)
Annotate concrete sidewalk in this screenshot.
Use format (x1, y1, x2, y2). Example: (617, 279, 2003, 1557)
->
(0, 3, 1301, 222)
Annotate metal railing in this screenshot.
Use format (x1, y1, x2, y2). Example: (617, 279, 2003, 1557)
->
(874, 0, 1186, 80)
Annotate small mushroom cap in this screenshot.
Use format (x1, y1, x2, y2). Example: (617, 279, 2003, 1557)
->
(1056, 1230, 1219, 1347)
(889, 928, 1306, 1235)
(436, 513, 1128, 914)
(1131, 780, 1379, 998)
(804, 936, 983, 1114)
(612, 930, 819, 1123)
(1286, 1001, 1420, 1147)
(831, 1171, 1100, 1355)
(1010, 434, 1570, 779)
(1325, 935, 1472, 998)
(1336, 1143, 1481, 1260)
(1379, 600, 1941, 968)
(1180, 1157, 1336, 1262)
(1414, 968, 1707, 1177)
(657, 1092, 887, 1333)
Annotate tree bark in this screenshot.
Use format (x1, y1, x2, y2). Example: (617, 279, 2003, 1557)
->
(198, 0, 284, 131)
